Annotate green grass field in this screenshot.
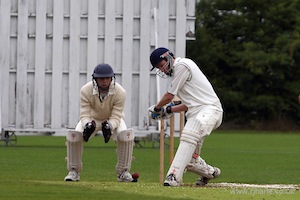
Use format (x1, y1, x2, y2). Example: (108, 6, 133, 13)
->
(0, 130, 299, 199)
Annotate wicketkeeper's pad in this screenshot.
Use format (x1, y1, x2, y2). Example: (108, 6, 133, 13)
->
(116, 129, 134, 175)
(67, 130, 83, 143)
(66, 130, 83, 172)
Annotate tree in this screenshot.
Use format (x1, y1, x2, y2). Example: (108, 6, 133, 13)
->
(187, 0, 300, 130)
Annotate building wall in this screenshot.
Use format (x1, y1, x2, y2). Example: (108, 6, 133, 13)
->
(0, 0, 195, 133)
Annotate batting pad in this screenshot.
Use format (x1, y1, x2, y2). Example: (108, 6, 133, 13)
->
(180, 118, 202, 145)
(66, 130, 83, 172)
(194, 137, 205, 158)
(115, 129, 134, 175)
(186, 156, 216, 179)
(166, 141, 196, 183)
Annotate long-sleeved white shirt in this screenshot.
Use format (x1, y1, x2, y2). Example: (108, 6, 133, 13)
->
(167, 57, 223, 118)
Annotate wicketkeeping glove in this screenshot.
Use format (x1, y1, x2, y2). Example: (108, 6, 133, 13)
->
(83, 120, 96, 142)
(102, 120, 112, 143)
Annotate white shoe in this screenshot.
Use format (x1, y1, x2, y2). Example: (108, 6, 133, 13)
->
(64, 170, 80, 181)
(118, 171, 133, 182)
(163, 174, 179, 187)
(196, 167, 221, 186)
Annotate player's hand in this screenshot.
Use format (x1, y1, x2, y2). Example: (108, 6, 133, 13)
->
(148, 103, 174, 120)
(165, 102, 175, 114)
(102, 120, 112, 143)
(148, 105, 164, 120)
(83, 120, 96, 142)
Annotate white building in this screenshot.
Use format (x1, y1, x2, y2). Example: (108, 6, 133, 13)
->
(0, 0, 195, 136)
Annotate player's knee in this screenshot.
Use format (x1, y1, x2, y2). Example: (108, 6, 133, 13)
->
(180, 118, 203, 145)
(66, 130, 83, 143)
(117, 128, 134, 142)
(180, 131, 199, 146)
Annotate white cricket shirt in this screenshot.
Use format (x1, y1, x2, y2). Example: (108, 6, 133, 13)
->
(167, 57, 223, 118)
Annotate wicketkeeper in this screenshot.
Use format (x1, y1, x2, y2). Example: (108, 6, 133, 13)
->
(64, 63, 136, 182)
(148, 47, 223, 187)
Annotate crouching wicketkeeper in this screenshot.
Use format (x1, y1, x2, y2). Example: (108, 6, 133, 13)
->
(64, 63, 135, 182)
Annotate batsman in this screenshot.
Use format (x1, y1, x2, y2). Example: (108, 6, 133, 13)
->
(64, 63, 136, 182)
(149, 47, 223, 187)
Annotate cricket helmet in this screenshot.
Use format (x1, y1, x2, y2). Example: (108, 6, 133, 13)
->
(150, 47, 175, 78)
(92, 63, 115, 78)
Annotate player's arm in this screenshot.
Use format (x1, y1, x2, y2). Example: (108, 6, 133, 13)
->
(101, 89, 126, 143)
(80, 86, 93, 126)
(170, 104, 188, 113)
(79, 87, 97, 142)
(154, 92, 174, 110)
(109, 91, 126, 129)
(154, 64, 190, 112)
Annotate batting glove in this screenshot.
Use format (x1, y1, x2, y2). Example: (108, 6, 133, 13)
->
(148, 105, 164, 120)
(165, 102, 175, 114)
(148, 103, 174, 120)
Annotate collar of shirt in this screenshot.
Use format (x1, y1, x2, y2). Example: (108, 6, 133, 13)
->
(92, 81, 116, 98)
(173, 57, 182, 67)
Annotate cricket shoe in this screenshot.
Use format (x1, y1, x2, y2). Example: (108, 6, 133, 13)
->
(163, 174, 179, 187)
(118, 171, 133, 182)
(64, 170, 80, 181)
(196, 167, 221, 186)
